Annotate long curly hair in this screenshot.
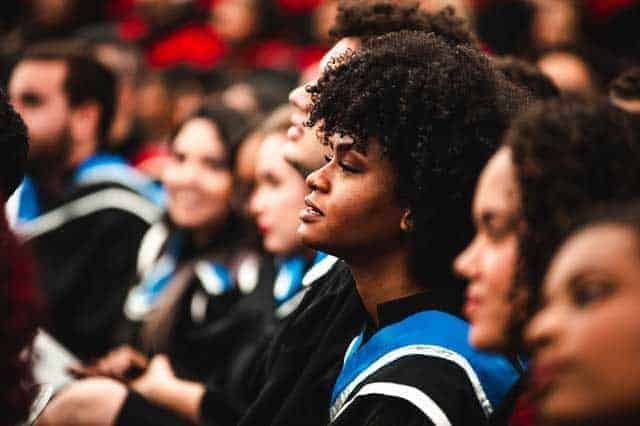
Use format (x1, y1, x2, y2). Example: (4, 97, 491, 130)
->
(307, 30, 527, 292)
(505, 97, 640, 313)
(0, 212, 41, 426)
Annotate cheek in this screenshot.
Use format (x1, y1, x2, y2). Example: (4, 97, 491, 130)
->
(560, 301, 640, 413)
(470, 243, 519, 350)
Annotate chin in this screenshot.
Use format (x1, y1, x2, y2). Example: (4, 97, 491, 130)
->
(468, 326, 506, 353)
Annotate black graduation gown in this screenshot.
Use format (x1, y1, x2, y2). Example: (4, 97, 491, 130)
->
(227, 260, 367, 426)
(329, 292, 522, 426)
(23, 181, 159, 360)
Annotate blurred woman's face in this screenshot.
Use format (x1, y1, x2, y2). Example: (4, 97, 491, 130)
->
(249, 133, 308, 256)
(163, 118, 233, 231)
(454, 147, 523, 352)
(525, 224, 640, 425)
(210, 0, 256, 43)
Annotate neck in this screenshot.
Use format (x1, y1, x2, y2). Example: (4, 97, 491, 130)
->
(68, 138, 98, 169)
(348, 244, 423, 325)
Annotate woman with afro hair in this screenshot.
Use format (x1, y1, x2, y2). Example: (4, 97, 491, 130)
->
(301, 29, 528, 425)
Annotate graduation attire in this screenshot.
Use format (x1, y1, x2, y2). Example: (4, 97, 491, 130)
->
(329, 291, 523, 426)
(115, 236, 338, 426)
(230, 259, 367, 426)
(16, 153, 162, 360)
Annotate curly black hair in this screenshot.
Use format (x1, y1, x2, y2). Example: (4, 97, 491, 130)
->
(0, 88, 28, 199)
(307, 30, 527, 290)
(505, 97, 640, 312)
(609, 66, 640, 100)
(493, 56, 560, 100)
(330, 1, 478, 47)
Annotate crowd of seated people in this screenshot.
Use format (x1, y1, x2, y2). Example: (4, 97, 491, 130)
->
(1, 1, 640, 426)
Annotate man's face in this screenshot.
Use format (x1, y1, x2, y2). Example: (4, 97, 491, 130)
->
(9, 60, 71, 160)
(284, 37, 361, 176)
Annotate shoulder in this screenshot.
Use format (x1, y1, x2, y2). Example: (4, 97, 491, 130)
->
(19, 183, 160, 241)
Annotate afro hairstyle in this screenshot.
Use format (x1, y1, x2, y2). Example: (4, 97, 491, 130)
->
(307, 30, 528, 291)
(493, 56, 560, 101)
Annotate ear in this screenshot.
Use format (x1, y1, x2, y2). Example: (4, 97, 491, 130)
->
(400, 209, 413, 232)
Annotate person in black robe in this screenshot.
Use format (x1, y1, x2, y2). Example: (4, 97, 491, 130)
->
(7, 42, 163, 359)
(295, 30, 526, 425)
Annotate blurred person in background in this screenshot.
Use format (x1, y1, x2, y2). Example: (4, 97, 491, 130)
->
(492, 56, 560, 100)
(526, 202, 640, 426)
(455, 97, 640, 425)
(610, 66, 640, 114)
(39, 104, 339, 426)
(221, 69, 298, 117)
(7, 41, 162, 359)
(90, 36, 145, 159)
(537, 50, 598, 96)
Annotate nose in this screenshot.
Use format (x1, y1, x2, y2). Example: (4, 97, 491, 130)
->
(306, 163, 330, 193)
(289, 83, 313, 114)
(453, 237, 480, 280)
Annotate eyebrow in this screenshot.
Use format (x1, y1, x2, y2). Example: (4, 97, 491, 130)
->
(329, 139, 367, 156)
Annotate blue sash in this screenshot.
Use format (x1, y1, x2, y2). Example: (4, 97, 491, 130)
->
(74, 153, 166, 206)
(124, 232, 233, 320)
(273, 251, 327, 306)
(16, 176, 41, 222)
(331, 310, 521, 420)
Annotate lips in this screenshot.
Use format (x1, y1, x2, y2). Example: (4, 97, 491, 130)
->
(530, 359, 567, 397)
(463, 286, 482, 320)
(300, 197, 324, 222)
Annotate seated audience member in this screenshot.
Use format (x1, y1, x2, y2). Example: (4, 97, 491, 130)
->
(302, 30, 524, 425)
(493, 56, 560, 100)
(537, 50, 598, 96)
(235, 3, 494, 426)
(455, 97, 640, 425)
(609, 66, 640, 114)
(7, 41, 162, 359)
(38, 105, 338, 426)
(526, 202, 640, 426)
(40, 102, 254, 424)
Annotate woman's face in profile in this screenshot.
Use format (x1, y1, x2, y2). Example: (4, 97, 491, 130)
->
(249, 132, 309, 257)
(526, 223, 640, 425)
(298, 135, 405, 259)
(454, 147, 524, 352)
(163, 118, 234, 231)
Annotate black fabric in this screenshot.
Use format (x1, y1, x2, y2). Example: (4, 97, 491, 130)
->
(488, 375, 526, 426)
(229, 260, 367, 426)
(331, 356, 488, 426)
(115, 390, 190, 426)
(331, 290, 491, 426)
(27, 182, 153, 360)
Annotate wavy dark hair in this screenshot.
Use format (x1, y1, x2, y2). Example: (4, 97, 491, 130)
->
(307, 30, 527, 292)
(505, 97, 640, 313)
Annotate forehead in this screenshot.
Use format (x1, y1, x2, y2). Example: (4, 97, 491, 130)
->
(10, 59, 67, 93)
(474, 147, 519, 213)
(257, 133, 289, 171)
(545, 224, 640, 290)
(174, 118, 226, 156)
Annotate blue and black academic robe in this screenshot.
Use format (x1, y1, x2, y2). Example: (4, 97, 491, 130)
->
(329, 291, 523, 426)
